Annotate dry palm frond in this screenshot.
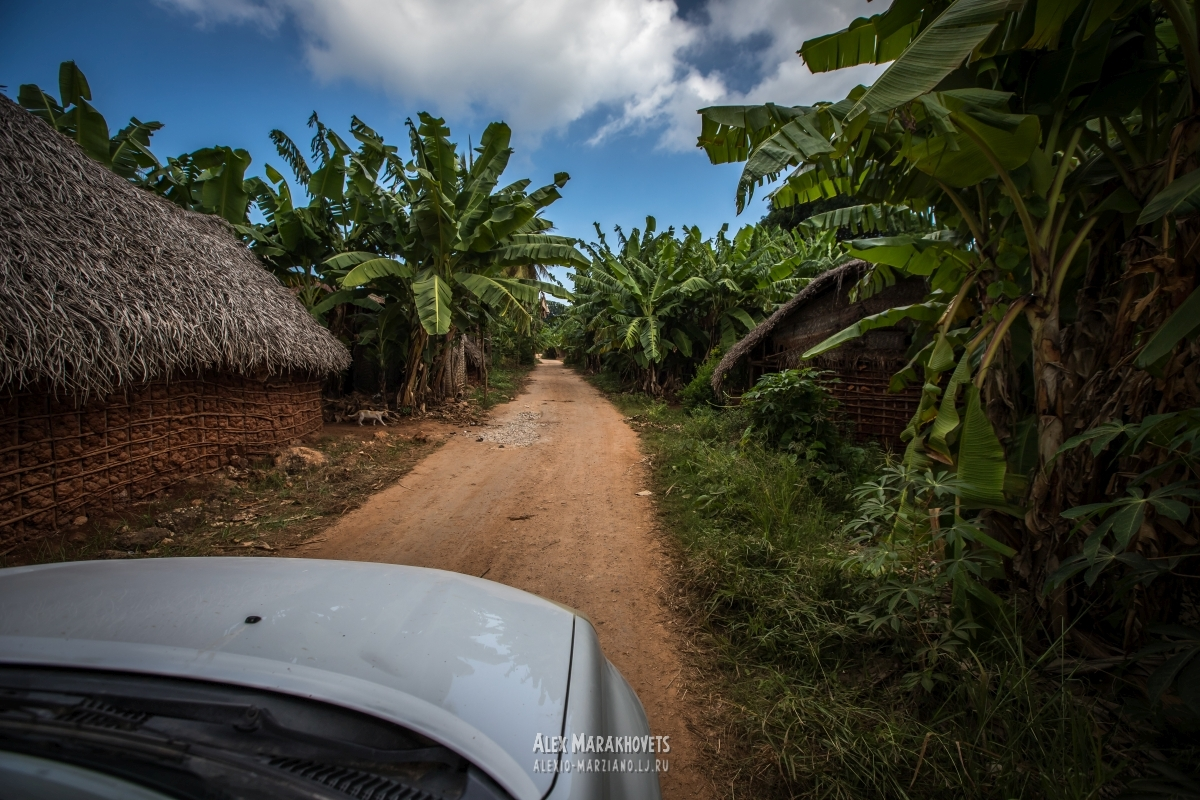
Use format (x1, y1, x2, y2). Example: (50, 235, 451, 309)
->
(0, 95, 350, 398)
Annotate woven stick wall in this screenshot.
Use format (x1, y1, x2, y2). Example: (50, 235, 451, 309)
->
(812, 355, 920, 444)
(716, 266, 929, 445)
(757, 346, 920, 446)
(0, 371, 322, 551)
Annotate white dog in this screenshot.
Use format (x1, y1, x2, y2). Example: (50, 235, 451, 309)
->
(354, 409, 391, 426)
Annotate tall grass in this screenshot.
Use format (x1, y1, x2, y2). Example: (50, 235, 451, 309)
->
(609, 394, 1117, 799)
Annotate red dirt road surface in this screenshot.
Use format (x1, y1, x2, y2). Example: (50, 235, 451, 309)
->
(303, 360, 715, 800)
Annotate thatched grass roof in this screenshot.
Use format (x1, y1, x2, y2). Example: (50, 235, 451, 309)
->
(0, 95, 350, 397)
(712, 259, 870, 391)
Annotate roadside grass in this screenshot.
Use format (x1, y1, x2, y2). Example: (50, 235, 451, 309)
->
(473, 362, 536, 411)
(582, 369, 625, 397)
(590, 377, 1115, 799)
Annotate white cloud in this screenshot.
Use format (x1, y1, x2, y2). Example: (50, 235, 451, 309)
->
(161, 0, 284, 26)
(160, 0, 888, 150)
(647, 0, 886, 148)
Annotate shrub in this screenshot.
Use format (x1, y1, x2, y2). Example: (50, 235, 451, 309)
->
(679, 348, 721, 410)
(740, 368, 841, 458)
(633, 399, 1114, 798)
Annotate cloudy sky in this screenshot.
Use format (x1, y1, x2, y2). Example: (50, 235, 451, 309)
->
(1, 0, 884, 254)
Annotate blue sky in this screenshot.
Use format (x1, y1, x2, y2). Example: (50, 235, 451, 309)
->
(0, 0, 884, 272)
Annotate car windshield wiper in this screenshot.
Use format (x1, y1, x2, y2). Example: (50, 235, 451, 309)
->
(0, 667, 516, 800)
(102, 694, 460, 766)
(0, 689, 460, 767)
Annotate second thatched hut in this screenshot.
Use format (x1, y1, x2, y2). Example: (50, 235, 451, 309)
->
(0, 95, 350, 551)
(712, 260, 927, 445)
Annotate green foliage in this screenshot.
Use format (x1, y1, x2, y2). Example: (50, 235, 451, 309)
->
(470, 361, 530, 410)
(1138, 169, 1200, 224)
(693, 0, 1200, 516)
(610, 390, 1117, 798)
(843, 465, 1018, 685)
(760, 194, 855, 231)
(566, 220, 843, 394)
(799, 0, 924, 73)
(679, 348, 721, 410)
(1136, 286, 1200, 368)
(1046, 409, 1200, 617)
(17, 61, 252, 224)
(489, 318, 538, 367)
(1136, 625, 1200, 726)
(246, 111, 582, 405)
(801, 202, 936, 237)
(536, 300, 573, 359)
(696, 0, 1200, 656)
(695, 1, 1200, 784)
(740, 368, 842, 457)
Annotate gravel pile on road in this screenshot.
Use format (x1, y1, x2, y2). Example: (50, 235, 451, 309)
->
(467, 411, 544, 447)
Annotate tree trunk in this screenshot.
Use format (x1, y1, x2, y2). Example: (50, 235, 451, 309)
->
(1022, 302, 1070, 630)
(399, 327, 429, 408)
(428, 328, 459, 403)
(429, 335, 450, 403)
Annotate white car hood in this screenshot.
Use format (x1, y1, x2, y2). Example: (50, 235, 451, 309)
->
(0, 558, 576, 800)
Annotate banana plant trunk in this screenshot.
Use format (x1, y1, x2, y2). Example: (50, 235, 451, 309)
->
(429, 328, 458, 402)
(644, 366, 661, 397)
(399, 327, 429, 409)
(1023, 299, 1072, 632)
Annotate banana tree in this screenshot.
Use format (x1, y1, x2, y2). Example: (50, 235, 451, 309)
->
(695, 223, 842, 351)
(18, 61, 253, 225)
(19, 61, 160, 180)
(241, 114, 410, 313)
(563, 219, 828, 387)
(334, 113, 583, 407)
(574, 218, 718, 394)
(698, 0, 1200, 640)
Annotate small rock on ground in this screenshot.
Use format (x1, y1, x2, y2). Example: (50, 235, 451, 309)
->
(275, 446, 328, 472)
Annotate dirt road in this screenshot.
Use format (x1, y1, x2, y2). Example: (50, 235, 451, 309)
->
(304, 361, 714, 799)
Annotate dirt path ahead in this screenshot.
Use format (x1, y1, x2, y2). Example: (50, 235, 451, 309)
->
(303, 361, 713, 800)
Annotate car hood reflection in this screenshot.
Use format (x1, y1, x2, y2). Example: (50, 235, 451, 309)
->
(0, 558, 574, 797)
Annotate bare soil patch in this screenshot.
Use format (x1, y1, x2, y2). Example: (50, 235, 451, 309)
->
(1, 414, 462, 568)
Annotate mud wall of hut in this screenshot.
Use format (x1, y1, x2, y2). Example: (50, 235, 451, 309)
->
(0, 371, 323, 549)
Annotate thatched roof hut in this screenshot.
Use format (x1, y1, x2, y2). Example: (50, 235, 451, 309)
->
(0, 95, 350, 547)
(713, 259, 928, 444)
(0, 95, 348, 397)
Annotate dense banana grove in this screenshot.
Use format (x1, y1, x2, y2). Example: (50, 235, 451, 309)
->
(694, 0, 1200, 736)
(548, 220, 844, 395)
(15, 1, 1200, 782)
